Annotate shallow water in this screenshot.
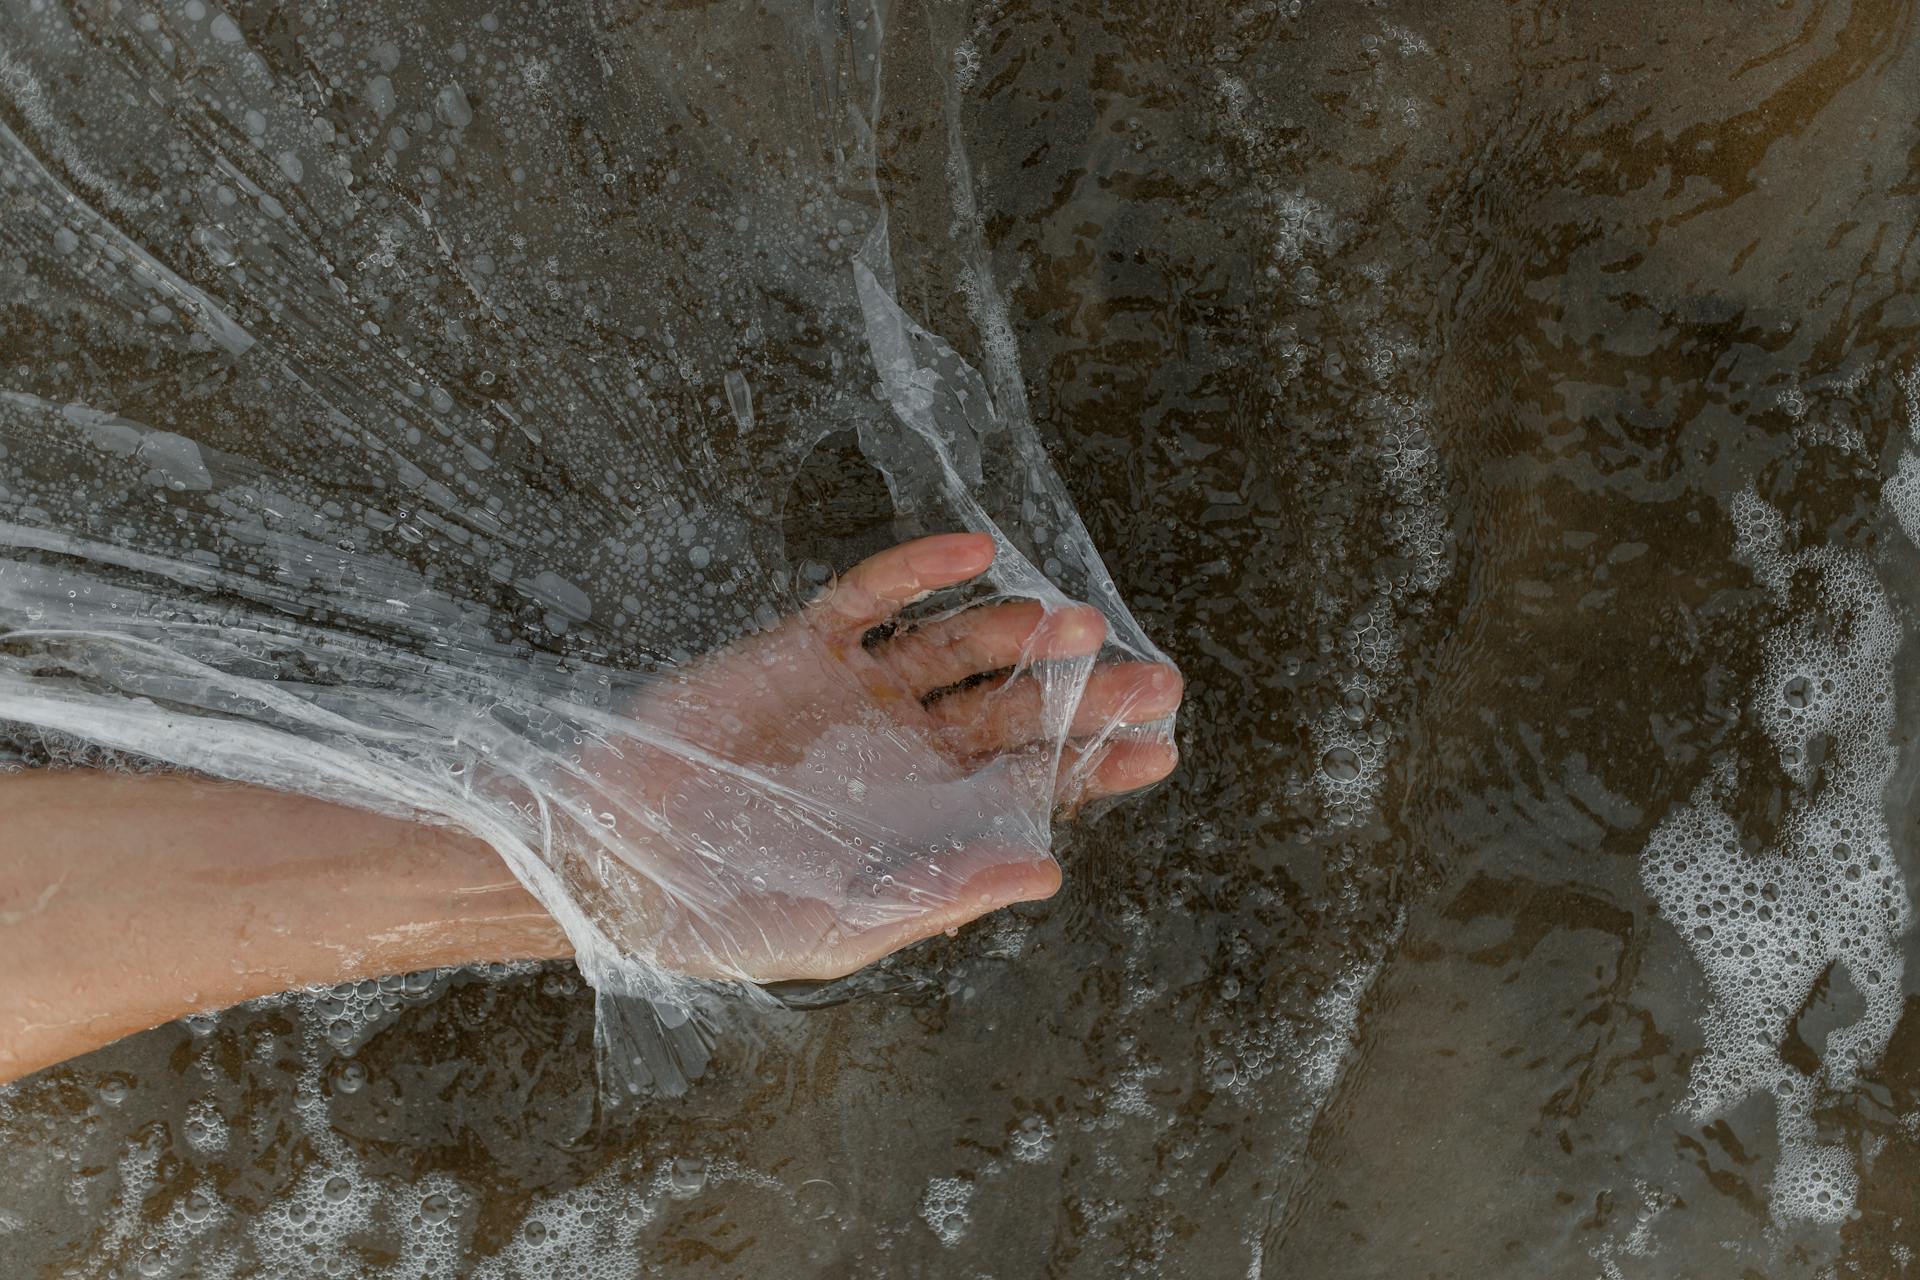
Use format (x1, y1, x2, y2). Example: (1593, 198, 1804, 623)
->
(3, 0, 1920, 1276)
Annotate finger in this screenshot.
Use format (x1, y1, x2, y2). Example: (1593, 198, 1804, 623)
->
(874, 601, 1106, 694)
(927, 661, 1183, 757)
(816, 533, 997, 632)
(1056, 738, 1180, 813)
(686, 848, 1060, 983)
(834, 849, 1063, 975)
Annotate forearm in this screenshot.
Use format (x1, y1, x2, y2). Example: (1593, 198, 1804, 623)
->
(0, 770, 570, 1084)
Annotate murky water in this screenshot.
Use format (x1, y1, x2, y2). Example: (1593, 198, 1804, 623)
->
(3, 0, 1919, 1276)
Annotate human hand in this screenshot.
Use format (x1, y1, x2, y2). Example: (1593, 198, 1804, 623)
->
(577, 533, 1181, 982)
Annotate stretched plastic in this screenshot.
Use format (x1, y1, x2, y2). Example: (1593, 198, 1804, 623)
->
(0, 0, 1177, 1095)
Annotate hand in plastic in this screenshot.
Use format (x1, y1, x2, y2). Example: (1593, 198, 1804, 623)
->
(592, 533, 1181, 983)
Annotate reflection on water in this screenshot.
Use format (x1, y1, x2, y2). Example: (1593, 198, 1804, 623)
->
(2, 0, 1919, 1275)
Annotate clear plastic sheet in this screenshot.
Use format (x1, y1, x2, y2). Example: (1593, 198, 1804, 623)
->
(0, 0, 1176, 1096)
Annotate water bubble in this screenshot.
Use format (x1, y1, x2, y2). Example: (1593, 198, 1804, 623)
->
(1319, 746, 1362, 782)
(333, 1060, 368, 1094)
(1009, 1114, 1055, 1163)
(366, 75, 396, 120)
(323, 1176, 352, 1203)
(420, 1192, 454, 1225)
(1783, 675, 1813, 709)
(795, 1178, 840, 1221)
(435, 83, 474, 128)
(918, 1177, 974, 1246)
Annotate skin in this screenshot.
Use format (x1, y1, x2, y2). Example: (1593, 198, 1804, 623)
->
(0, 534, 1180, 1085)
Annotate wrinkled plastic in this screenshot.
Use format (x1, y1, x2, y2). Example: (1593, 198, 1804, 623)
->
(0, 0, 1176, 1096)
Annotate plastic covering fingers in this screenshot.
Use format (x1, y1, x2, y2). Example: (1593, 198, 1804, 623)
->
(870, 600, 1106, 695)
(815, 533, 998, 632)
(927, 661, 1184, 756)
(1056, 739, 1183, 812)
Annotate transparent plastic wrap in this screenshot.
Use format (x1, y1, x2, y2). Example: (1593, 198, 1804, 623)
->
(0, 0, 1178, 1095)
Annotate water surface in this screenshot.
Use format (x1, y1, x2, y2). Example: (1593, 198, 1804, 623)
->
(3, 0, 1920, 1276)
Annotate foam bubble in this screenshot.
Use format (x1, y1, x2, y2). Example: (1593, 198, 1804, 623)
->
(1640, 379, 1920, 1223)
(918, 1176, 974, 1246)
